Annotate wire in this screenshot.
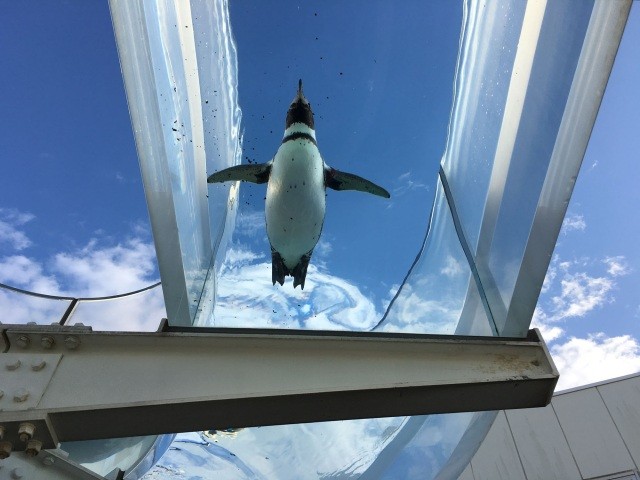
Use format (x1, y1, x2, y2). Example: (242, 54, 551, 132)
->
(0, 280, 161, 302)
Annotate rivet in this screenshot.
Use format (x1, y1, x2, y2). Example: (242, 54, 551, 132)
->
(16, 336, 30, 349)
(13, 389, 29, 404)
(31, 359, 46, 371)
(64, 336, 80, 350)
(5, 360, 21, 371)
(10, 467, 24, 479)
(0, 441, 12, 460)
(17, 423, 35, 443)
(42, 456, 55, 466)
(25, 439, 42, 457)
(41, 336, 55, 349)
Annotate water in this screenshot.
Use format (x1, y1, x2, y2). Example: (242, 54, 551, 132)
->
(139, 2, 471, 478)
(205, 1, 461, 333)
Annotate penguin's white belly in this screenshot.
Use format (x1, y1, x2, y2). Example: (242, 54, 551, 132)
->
(266, 141, 325, 269)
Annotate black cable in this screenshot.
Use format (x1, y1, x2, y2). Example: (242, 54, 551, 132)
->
(0, 280, 161, 302)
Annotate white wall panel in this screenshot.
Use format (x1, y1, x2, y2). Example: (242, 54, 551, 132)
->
(506, 406, 581, 480)
(552, 388, 636, 479)
(458, 374, 640, 480)
(598, 375, 640, 470)
(457, 464, 475, 480)
(470, 411, 525, 480)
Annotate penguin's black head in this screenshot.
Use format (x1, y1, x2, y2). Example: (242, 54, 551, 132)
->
(286, 79, 314, 129)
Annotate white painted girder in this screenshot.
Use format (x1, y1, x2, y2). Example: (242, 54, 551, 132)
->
(0, 323, 558, 455)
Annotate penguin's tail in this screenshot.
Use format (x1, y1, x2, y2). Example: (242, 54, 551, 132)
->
(271, 249, 312, 290)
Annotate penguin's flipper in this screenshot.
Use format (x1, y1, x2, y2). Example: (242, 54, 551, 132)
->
(324, 167, 391, 198)
(208, 162, 271, 184)
(271, 248, 288, 286)
(292, 251, 312, 290)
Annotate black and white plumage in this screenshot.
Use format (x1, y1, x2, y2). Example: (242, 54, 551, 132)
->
(208, 80, 390, 289)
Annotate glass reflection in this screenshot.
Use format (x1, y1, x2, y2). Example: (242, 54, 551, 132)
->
(380, 179, 474, 334)
(483, 1, 592, 325)
(108, 0, 628, 478)
(62, 436, 160, 478)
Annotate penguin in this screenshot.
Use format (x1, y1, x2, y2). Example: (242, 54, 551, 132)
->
(207, 80, 390, 289)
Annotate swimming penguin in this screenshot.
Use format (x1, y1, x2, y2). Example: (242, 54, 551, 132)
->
(207, 80, 390, 289)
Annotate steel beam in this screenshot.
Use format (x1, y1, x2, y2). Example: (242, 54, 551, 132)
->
(0, 323, 558, 454)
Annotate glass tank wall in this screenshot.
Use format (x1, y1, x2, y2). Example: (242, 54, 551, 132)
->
(106, 0, 630, 479)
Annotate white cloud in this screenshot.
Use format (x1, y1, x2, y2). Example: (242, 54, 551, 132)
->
(53, 238, 158, 297)
(0, 210, 165, 331)
(561, 213, 586, 234)
(537, 255, 621, 326)
(315, 238, 333, 258)
(558, 260, 572, 271)
(223, 246, 264, 266)
(213, 251, 381, 331)
(0, 208, 35, 250)
(530, 309, 564, 342)
(534, 253, 640, 389)
(393, 171, 429, 197)
(0, 255, 61, 293)
(551, 272, 614, 320)
(603, 255, 630, 277)
(540, 261, 556, 294)
(379, 279, 463, 335)
(551, 333, 640, 391)
(235, 209, 265, 237)
(440, 255, 464, 278)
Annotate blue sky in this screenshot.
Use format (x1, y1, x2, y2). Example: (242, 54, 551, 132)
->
(529, 3, 640, 389)
(0, 0, 638, 409)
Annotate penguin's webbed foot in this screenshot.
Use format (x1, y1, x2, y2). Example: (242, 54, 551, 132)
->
(292, 252, 312, 290)
(271, 248, 287, 286)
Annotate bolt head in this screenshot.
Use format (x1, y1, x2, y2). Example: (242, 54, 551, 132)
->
(31, 359, 46, 371)
(0, 441, 12, 459)
(13, 388, 30, 404)
(16, 336, 30, 349)
(64, 336, 80, 350)
(17, 423, 36, 443)
(25, 439, 42, 457)
(10, 467, 24, 479)
(5, 360, 21, 371)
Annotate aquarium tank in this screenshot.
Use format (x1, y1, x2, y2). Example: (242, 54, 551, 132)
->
(0, 0, 629, 478)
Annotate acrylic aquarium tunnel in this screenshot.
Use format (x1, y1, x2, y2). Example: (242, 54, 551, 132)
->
(86, 0, 631, 478)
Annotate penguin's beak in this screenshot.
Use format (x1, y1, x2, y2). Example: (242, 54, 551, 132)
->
(294, 79, 309, 105)
(285, 79, 314, 128)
